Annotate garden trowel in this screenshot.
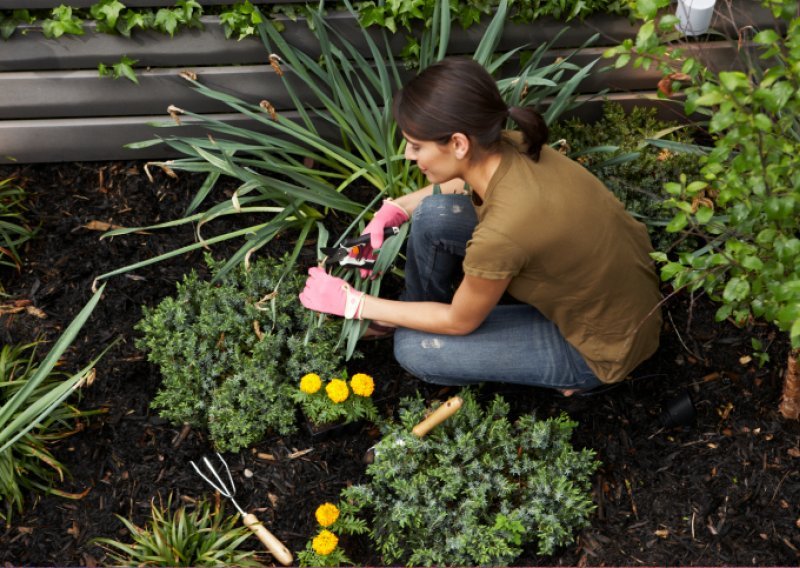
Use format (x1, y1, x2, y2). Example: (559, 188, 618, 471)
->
(363, 396, 463, 464)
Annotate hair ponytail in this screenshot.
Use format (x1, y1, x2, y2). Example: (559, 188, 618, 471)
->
(394, 58, 549, 162)
(507, 106, 548, 162)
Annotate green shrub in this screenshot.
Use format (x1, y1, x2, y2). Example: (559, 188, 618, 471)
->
(549, 102, 703, 249)
(342, 390, 598, 565)
(136, 254, 350, 452)
(94, 496, 261, 567)
(605, 0, 800, 350)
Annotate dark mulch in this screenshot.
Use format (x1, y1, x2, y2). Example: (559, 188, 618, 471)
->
(1, 161, 799, 567)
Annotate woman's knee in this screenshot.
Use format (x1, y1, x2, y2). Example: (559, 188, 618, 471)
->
(393, 331, 472, 386)
(393, 330, 426, 378)
(412, 193, 475, 241)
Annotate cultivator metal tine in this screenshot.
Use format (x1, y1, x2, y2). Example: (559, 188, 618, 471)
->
(190, 452, 245, 515)
(215, 452, 237, 494)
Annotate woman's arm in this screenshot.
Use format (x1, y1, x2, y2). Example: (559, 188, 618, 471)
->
(360, 273, 511, 335)
(392, 178, 468, 216)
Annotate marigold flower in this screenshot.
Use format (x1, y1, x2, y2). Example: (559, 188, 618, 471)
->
(312, 529, 338, 556)
(349, 373, 375, 397)
(300, 373, 322, 394)
(325, 378, 349, 403)
(315, 502, 340, 527)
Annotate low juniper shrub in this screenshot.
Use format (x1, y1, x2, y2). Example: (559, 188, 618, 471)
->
(136, 254, 350, 452)
(341, 390, 599, 565)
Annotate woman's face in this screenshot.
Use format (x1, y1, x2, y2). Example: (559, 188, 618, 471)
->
(403, 133, 462, 184)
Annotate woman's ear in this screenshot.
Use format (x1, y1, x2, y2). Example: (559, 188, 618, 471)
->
(450, 133, 470, 160)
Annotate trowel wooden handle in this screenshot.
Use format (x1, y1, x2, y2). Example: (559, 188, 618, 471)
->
(242, 513, 293, 566)
(412, 396, 463, 437)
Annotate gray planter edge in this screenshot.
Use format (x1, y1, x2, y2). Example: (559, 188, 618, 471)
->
(0, 92, 687, 164)
(3, 3, 779, 72)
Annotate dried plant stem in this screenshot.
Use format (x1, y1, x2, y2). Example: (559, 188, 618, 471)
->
(779, 349, 800, 420)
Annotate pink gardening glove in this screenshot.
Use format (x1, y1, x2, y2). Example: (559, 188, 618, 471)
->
(299, 267, 365, 319)
(354, 199, 409, 277)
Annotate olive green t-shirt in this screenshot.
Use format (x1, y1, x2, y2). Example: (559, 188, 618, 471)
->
(463, 132, 662, 383)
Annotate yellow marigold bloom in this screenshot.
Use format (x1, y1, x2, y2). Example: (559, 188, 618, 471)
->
(300, 373, 322, 394)
(315, 502, 340, 527)
(312, 529, 338, 556)
(349, 373, 375, 397)
(325, 378, 349, 403)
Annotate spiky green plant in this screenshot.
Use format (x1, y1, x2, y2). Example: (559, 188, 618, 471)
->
(94, 496, 262, 567)
(0, 177, 36, 288)
(0, 285, 109, 523)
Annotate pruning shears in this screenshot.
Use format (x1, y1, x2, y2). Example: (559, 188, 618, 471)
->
(320, 227, 400, 269)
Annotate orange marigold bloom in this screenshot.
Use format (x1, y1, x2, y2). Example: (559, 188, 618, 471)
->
(312, 529, 338, 556)
(300, 373, 322, 394)
(349, 373, 375, 397)
(325, 379, 349, 403)
(315, 502, 340, 527)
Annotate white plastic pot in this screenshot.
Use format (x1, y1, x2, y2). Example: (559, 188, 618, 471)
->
(675, 0, 717, 36)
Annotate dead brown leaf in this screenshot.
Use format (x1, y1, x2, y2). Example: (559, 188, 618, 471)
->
(81, 220, 125, 232)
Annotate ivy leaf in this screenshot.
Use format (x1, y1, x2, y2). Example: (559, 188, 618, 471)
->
(0, 17, 16, 40)
(91, 0, 126, 30)
(154, 8, 179, 36)
(42, 6, 84, 38)
(119, 11, 150, 36)
(114, 56, 139, 84)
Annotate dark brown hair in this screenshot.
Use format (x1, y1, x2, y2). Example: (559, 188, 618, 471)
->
(392, 58, 548, 161)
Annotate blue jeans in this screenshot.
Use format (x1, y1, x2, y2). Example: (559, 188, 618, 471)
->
(393, 194, 602, 390)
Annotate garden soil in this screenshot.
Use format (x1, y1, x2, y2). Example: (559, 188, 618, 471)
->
(1, 161, 799, 567)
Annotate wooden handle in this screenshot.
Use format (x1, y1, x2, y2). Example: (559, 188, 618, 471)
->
(412, 396, 463, 437)
(242, 513, 293, 566)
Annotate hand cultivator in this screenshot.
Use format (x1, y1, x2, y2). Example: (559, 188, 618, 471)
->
(364, 395, 463, 464)
(190, 453, 293, 566)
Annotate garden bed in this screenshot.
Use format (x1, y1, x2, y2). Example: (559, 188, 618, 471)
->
(1, 159, 799, 566)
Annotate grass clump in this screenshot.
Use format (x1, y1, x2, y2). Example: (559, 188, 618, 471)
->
(94, 496, 262, 567)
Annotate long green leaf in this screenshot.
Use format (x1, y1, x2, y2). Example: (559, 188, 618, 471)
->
(0, 284, 107, 451)
(94, 223, 273, 282)
(473, 0, 509, 67)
